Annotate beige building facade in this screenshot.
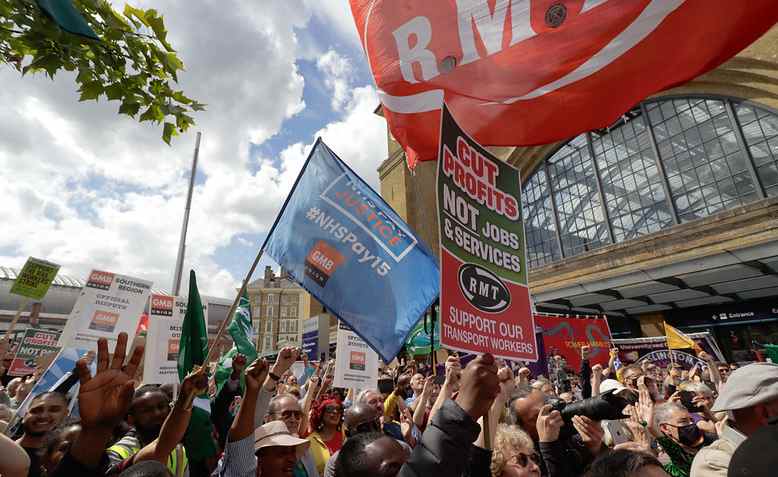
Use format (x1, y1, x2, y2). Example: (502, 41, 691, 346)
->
(378, 27, 778, 362)
(247, 266, 325, 355)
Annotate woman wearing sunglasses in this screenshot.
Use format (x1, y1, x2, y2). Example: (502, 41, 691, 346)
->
(491, 424, 541, 477)
(307, 398, 345, 475)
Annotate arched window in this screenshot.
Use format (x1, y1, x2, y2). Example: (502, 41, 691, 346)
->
(523, 96, 778, 269)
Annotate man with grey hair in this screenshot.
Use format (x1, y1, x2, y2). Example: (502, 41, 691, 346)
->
(355, 388, 405, 441)
(653, 400, 715, 477)
(691, 362, 778, 477)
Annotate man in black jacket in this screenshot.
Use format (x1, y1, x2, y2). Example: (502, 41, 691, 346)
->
(334, 353, 500, 477)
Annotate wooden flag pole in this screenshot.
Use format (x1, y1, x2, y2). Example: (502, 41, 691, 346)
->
(483, 413, 492, 449)
(3, 298, 30, 341)
(204, 138, 320, 364)
(205, 247, 265, 364)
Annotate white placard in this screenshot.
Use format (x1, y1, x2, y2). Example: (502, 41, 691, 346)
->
(333, 322, 378, 389)
(143, 294, 187, 384)
(59, 270, 152, 351)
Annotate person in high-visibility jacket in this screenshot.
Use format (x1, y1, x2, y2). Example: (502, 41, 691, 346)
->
(106, 368, 208, 477)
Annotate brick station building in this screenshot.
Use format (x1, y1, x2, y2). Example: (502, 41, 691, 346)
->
(378, 26, 778, 363)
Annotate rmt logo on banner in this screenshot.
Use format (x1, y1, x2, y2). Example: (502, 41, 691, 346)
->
(458, 264, 510, 313)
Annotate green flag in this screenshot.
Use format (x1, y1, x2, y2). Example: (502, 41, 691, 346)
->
(177, 270, 217, 462)
(177, 270, 208, 381)
(404, 317, 440, 356)
(214, 289, 257, 393)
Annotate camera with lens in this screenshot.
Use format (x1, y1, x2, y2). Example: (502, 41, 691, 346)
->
(546, 389, 635, 438)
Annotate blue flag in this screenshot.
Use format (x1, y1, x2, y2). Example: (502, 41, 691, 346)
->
(264, 139, 439, 362)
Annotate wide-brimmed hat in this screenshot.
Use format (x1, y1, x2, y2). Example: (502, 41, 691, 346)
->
(254, 421, 310, 458)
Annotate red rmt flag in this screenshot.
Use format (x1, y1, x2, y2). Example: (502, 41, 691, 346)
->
(350, 0, 778, 167)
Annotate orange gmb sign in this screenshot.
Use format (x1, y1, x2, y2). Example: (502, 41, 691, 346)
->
(305, 240, 346, 287)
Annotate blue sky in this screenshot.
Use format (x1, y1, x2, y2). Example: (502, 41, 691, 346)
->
(0, 1, 389, 298)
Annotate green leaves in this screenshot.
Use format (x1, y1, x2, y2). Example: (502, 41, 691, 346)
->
(78, 80, 103, 101)
(145, 9, 174, 52)
(163, 121, 177, 145)
(123, 4, 149, 28)
(139, 104, 163, 123)
(1, 0, 202, 145)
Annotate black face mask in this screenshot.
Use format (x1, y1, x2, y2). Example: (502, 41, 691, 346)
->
(675, 423, 703, 448)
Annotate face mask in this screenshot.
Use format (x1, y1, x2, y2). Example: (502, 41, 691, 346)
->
(676, 423, 703, 448)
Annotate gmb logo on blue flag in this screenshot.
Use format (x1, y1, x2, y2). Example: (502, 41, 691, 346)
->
(264, 139, 439, 362)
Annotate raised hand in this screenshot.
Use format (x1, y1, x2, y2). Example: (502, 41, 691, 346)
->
(181, 366, 209, 403)
(271, 346, 299, 376)
(581, 345, 591, 360)
(15, 375, 36, 402)
(536, 404, 563, 443)
(455, 353, 499, 420)
(624, 404, 650, 446)
(497, 366, 515, 400)
(245, 357, 269, 392)
(518, 367, 531, 382)
(421, 375, 435, 396)
(444, 355, 462, 389)
(572, 415, 604, 455)
(636, 376, 656, 437)
(76, 333, 143, 431)
(232, 354, 247, 373)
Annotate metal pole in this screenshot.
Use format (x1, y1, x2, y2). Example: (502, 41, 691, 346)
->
(172, 132, 202, 296)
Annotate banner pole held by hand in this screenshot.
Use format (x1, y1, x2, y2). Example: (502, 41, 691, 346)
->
(483, 413, 492, 449)
(3, 298, 30, 341)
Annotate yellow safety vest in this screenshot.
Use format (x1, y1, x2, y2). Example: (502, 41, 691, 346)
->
(107, 441, 188, 477)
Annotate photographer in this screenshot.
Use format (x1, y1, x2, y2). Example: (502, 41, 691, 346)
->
(511, 391, 600, 477)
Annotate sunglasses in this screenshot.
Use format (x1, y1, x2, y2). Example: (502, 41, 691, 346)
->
(507, 452, 539, 467)
(324, 406, 343, 414)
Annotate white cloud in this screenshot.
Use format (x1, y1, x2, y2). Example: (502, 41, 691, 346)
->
(0, 0, 384, 299)
(304, 0, 362, 48)
(279, 86, 387, 189)
(317, 50, 354, 111)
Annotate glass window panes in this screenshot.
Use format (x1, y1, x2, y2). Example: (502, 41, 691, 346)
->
(653, 98, 756, 220)
(523, 96, 772, 270)
(736, 103, 778, 197)
(522, 167, 561, 268)
(592, 116, 673, 242)
(546, 134, 611, 257)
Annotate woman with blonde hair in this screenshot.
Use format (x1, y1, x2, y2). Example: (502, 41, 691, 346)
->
(491, 423, 541, 477)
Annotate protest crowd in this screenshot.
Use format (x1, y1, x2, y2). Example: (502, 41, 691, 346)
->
(1, 331, 777, 477)
(2, 2, 778, 477)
